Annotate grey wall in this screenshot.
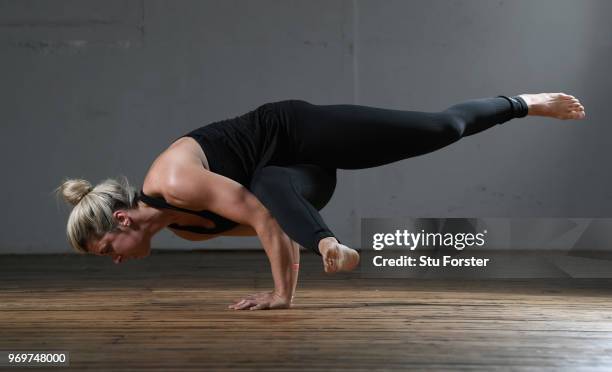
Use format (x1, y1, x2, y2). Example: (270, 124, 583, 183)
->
(1, 0, 610, 254)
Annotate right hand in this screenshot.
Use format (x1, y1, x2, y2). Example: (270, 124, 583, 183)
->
(228, 290, 292, 310)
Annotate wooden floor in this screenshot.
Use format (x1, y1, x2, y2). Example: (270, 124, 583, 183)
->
(2, 250, 612, 371)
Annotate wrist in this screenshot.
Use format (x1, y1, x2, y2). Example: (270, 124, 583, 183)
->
(273, 288, 293, 302)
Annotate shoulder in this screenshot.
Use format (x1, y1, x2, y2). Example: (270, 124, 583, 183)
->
(142, 137, 210, 200)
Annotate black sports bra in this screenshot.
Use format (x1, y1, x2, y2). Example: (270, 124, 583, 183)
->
(136, 189, 239, 235)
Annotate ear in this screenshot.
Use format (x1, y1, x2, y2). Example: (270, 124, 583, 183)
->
(112, 210, 131, 227)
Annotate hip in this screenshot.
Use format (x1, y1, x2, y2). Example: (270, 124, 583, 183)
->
(177, 99, 306, 187)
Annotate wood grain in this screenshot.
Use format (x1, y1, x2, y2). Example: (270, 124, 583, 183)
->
(1, 250, 612, 371)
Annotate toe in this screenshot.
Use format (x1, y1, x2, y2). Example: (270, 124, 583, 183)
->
(570, 111, 585, 119)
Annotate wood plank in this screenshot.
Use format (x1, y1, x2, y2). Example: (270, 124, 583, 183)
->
(1, 251, 612, 371)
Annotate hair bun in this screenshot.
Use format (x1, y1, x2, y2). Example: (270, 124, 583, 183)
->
(58, 179, 93, 206)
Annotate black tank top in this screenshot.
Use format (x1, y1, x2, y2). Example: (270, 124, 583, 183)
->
(137, 100, 299, 235)
(136, 190, 239, 234)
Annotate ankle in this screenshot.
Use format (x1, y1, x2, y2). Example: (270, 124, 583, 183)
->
(497, 95, 528, 118)
(517, 94, 533, 115)
(518, 94, 548, 116)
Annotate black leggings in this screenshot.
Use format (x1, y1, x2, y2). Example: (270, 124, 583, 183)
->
(249, 95, 528, 256)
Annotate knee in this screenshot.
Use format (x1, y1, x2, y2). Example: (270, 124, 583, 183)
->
(439, 112, 465, 140)
(310, 168, 336, 210)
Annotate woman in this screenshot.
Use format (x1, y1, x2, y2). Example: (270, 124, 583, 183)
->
(56, 92, 586, 310)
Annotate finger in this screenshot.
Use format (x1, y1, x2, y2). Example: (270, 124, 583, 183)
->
(229, 299, 249, 310)
(232, 295, 245, 302)
(236, 300, 257, 310)
(228, 302, 240, 310)
(249, 303, 268, 310)
(230, 292, 266, 308)
(229, 302, 242, 310)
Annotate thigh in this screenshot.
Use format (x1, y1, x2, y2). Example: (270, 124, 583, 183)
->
(248, 164, 338, 255)
(286, 164, 337, 211)
(288, 99, 460, 169)
(250, 163, 337, 211)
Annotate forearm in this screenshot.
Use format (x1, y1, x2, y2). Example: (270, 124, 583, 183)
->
(289, 240, 301, 301)
(254, 216, 297, 300)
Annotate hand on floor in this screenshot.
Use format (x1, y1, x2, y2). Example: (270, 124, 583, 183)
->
(228, 290, 291, 310)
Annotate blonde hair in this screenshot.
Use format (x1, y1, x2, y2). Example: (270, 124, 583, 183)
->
(55, 176, 138, 254)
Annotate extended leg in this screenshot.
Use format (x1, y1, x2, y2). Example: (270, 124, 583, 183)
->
(287, 95, 529, 169)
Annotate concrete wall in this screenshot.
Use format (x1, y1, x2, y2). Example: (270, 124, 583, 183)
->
(1, 0, 610, 254)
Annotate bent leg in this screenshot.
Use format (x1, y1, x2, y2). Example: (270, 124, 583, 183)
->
(249, 164, 338, 256)
(287, 95, 526, 169)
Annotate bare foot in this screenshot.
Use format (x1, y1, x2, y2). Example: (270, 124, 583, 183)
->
(518, 92, 586, 120)
(318, 237, 360, 273)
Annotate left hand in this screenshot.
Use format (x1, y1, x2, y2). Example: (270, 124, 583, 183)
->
(228, 290, 291, 310)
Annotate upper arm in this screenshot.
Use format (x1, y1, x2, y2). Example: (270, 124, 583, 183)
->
(163, 165, 271, 230)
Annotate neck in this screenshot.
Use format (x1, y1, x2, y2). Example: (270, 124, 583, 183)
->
(133, 200, 177, 237)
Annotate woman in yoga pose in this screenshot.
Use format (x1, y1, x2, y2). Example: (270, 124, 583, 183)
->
(56, 92, 585, 310)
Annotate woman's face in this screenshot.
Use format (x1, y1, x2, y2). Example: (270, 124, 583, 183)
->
(89, 226, 151, 264)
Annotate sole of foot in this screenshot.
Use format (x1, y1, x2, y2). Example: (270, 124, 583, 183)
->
(519, 92, 586, 120)
(319, 240, 360, 274)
